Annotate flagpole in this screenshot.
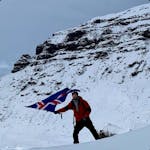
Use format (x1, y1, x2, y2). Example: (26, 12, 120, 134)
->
(61, 113, 63, 119)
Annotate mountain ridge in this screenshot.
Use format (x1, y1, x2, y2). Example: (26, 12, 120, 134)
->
(11, 3, 150, 73)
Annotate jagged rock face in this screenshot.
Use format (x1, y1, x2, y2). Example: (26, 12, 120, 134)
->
(12, 54, 32, 73)
(66, 30, 86, 42)
(36, 44, 44, 55)
(11, 3, 150, 74)
(142, 29, 150, 38)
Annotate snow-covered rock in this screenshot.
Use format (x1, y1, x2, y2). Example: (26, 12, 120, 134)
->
(12, 54, 32, 73)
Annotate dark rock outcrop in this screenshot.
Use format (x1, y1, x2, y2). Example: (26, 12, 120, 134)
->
(94, 51, 108, 59)
(36, 53, 56, 60)
(36, 44, 44, 55)
(142, 29, 150, 38)
(102, 28, 113, 35)
(36, 43, 58, 55)
(12, 54, 32, 73)
(66, 30, 86, 42)
(65, 42, 79, 50)
(35, 36, 101, 55)
(93, 19, 101, 24)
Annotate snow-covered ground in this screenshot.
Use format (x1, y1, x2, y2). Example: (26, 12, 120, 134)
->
(2, 125, 150, 150)
(0, 3, 150, 149)
(29, 125, 150, 150)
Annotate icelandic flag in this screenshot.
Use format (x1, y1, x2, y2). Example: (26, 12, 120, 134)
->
(26, 88, 80, 112)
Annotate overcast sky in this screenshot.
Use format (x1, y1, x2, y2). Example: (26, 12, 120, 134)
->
(0, 0, 148, 77)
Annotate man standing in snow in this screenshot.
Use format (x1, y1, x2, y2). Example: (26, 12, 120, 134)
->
(54, 91, 99, 144)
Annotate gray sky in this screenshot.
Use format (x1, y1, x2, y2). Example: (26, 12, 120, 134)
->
(0, 0, 148, 77)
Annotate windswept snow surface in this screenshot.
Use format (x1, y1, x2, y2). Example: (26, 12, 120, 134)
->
(3, 125, 150, 150)
(0, 3, 150, 149)
(29, 126, 150, 150)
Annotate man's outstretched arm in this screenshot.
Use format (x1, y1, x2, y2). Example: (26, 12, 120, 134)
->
(54, 102, 73, 114)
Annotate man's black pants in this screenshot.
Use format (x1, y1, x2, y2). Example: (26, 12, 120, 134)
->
(73, 117, 99, 143)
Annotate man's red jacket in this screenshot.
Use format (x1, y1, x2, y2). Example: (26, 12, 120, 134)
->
(57, 96, 91, 122)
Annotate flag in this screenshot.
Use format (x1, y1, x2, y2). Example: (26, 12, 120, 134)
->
(26, 88, 80, 112)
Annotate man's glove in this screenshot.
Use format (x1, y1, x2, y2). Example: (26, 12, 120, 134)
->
(54, 111, 59, 114)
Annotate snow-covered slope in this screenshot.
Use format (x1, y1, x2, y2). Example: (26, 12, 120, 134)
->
(0, 3, 150, 149)
(3, 125, 150, 150)
(28, 125, 150, 150)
